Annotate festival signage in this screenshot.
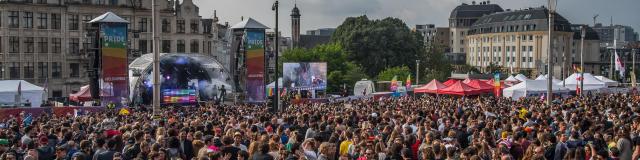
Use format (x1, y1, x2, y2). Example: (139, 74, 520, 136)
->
(245, 29, 266, 102)
(283, 62, 327, 90)
(100, 23, 129, 107)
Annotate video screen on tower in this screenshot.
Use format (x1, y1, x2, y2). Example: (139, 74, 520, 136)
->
(283, 62, 327, 90)
(162, 89, 197, 104)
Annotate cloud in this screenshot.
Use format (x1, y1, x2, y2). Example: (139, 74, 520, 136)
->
(193, 0, 639, 37)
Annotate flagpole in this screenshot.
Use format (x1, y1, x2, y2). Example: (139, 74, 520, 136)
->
(580, 25, 585, 96)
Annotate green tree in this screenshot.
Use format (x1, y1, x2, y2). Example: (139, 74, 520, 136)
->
(420, 45, 453, 81)
(280, 43, 368, 93)
(376, 66, 411, 81)
(331, 16, 425, 77)
(486, 62, 501, 74)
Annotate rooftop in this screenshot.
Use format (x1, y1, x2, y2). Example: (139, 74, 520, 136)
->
(449, 2, 504, 19)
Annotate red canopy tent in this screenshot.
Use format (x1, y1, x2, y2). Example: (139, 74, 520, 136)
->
(464, 79, 494, 92)
(437, 81, 482, 96)
(414, 79, 447, 94)
(69, 85, 108, 102)
(485, 79, 509, 89)
(442, 79, 459, 86)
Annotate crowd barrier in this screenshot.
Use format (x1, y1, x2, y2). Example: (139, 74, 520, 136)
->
(0, 106, 105, 120)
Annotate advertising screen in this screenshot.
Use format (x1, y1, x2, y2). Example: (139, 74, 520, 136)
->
(162, 89, 197, 104)
(283, 62, 327, 90)
(100, 22, 129, 107)
(245, 29, 266, 102)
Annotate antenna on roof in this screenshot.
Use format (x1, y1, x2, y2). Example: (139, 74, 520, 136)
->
(592, 14, 599, 26)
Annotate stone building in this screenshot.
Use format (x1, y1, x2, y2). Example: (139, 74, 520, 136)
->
(0, 0, 223, 99)
(448, 1, 504, 65)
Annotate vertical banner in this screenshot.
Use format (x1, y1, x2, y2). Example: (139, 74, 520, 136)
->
(245, 29, 266, 102)
(494, 72, 501, 97)
(100, 23, 129, 107)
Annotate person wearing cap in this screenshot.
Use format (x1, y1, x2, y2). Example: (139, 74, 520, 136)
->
(233, 132, 247, 152)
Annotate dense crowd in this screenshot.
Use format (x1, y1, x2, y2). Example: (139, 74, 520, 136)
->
(1, 93, 640, 160)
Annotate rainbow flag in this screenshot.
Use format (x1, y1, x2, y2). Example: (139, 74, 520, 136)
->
(405, 75, 412, 89)
(390, 76, 398, 92)
(494, 72, 501, 97)
(267, 88, 274, 97)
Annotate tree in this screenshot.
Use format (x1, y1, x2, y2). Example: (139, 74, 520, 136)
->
(376, 66, 411, 81)
(420, 44, 453, 81)
(457, 64, 480, 74)
(331, 16, 425, 77)
(280, 43, 368, 93)
(486, 62, 501, 74)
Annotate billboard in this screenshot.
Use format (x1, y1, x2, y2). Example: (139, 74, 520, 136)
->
(162, 89, 197, 104)
(245, 29, 266, 102)
(283, 62, 327, 90)
(100, 23, 129, 107)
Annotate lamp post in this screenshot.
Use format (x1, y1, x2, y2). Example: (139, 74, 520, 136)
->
(580, 25, 585, 96)
(416, 60, 420, 85)
(546, 0, 557, 106)
(152, 0, 161, 116)
(272, 0, 279, 112)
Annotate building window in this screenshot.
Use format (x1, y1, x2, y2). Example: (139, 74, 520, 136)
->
(9, 37, 19, 53)
(529, 35, 533, 41)
(161, 40, 171, 53)
(162, 19, 171, 33)
(37, 13, 47, 29)
(9, 62, 20, 79)
(38, 62, 48, 78)
(138, 17, 148, 32)
(69, 38, 79, 55)
(24, 37, 34, 53)
(51, 62, 61, 78)
(177, 20, 185, 33)
(460, 40, 464, 45)
(521, 46, 526, 52)
(529, 57, 533, 62)
(23, 12, 33, 28)
(24, 62, 34, 78)
(52, 38, 61, 54)
(177, 40, 185, 52)
(522, 57, 527, 62)
(190, 20, 199, 33)
(68, 14, 79, 30)
(529, 46, 533, 53)
(0, 63, 3, 79)
(70, 63, 79, 78)
(38, 37, 48, 53)
(190, 40, 199, 53)
(138, 40, 148, 54)
(82, 15, 93, 31)
(37, 0, 47, 4)
(109, 0, 118, 5)
(51, 13, 61, 30)
(9, 11, 19, 28)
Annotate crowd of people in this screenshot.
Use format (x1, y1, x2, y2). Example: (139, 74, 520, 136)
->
(0, 93, 640, 160)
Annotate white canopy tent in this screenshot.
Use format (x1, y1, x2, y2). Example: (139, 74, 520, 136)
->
(267, 78, 283, 89)
(505, 75, 519, 82)
(503, 80, 570, 100)
(535, 74, 562, 84)
(559, 73, 607, 91)
(595, 76, 619, 87)
(0, 80, 45, 107)
(515, 74, 529, 81)
(354, 79, 375, 96)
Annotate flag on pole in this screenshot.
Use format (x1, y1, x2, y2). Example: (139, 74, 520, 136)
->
(615, 52, 625, 78)
(631, 72, 637, 88)
(390, 76, 398, 92)
(405, 74, 411, 89)
(43, 78, 48, 92)
(267, 88, 274, 97)
(17, 81, 21, 95)
(493, 72, 501, 97)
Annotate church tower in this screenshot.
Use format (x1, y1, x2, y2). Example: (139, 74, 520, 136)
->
(291, 3, 301, 47)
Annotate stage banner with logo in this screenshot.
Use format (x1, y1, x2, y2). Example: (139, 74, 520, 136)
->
(100, 23, 129, 107)
(245, 29, 266, 102)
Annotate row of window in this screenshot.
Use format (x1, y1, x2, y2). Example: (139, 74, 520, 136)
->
(472, 56, 534, 63)
(10, 0, 120, 5)
(471, 35, 537, 44)
(161, 19, 200, 34)
(471, 46, 535, 53)
(160, 40, 201, 53)
(2, 37, 64, 54)
(0, 62, 69, 79)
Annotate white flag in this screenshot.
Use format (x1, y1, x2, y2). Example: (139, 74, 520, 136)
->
(615, 51, 625, 78)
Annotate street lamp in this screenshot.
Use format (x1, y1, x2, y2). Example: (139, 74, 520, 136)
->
(546, 0, 557, 106)
(416, 60, 420, 85)
(152, 0, 161, 116)
(580, 25, 585, 96)
(272, 0, 280, 112)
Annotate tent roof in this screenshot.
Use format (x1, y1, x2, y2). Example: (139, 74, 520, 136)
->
(464, 79, 494, 92)
(230, 18, 269, 29)
(414, 79, 447, 94)
(504, 80, 569, 92)
(89, 12, 129, 23)
(0, 80, 43, 92)
(443, 79, 459, 86)
(267, 78, 283, 88)
(505, 75, 518, 82)
(69, 85, 108, 102)
(535, 74, 562, 84)
(561, 73, 605, 85)
(438, 81, 482, 96)
(515, 74, 529, 81)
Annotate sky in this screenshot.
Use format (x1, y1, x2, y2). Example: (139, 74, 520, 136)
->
(192, 0, 640, 37)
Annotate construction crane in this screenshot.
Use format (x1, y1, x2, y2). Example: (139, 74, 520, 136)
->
(593, 14, 599, 26)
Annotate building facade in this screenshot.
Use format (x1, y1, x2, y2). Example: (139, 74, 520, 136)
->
(465, 7, 600, 79)
(0, 0, 222, 99)
(290, 4, 300, 47)
(306, 28, 335, 36)
(593, 23, 637, 46)
(448, 1, 503, 65)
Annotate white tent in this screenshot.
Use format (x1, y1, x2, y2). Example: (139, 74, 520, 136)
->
(0, 80, 45, 107)
(515, 74, 529, 81)
(503, 80, 570, 100)
(505, 75, 519, 82)
(535, 74, 562, 84)
(595, 76, 619, 87)
(559, 73, 607, 91)
(354, 79, 375, 96)
(267, 78, 283, 89)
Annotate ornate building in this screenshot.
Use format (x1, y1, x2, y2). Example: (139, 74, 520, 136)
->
(291, 4, 301, 47)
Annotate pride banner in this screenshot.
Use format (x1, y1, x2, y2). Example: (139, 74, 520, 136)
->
(100, 23, 129, 107)
(245, 30, 266, 102)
